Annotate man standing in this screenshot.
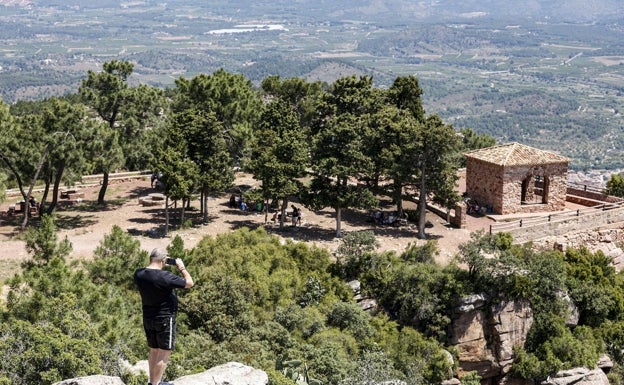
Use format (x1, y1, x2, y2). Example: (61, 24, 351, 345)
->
(134, 248, 194, 385)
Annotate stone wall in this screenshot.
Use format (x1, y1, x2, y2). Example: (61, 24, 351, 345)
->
(466, 158, 568, 215)
(466, 158, 505, 213)
(501, 163, 568, 215)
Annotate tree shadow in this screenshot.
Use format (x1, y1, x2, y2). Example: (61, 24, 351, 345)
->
(55, 199, 125, 213)
(54, 213, 99, 230)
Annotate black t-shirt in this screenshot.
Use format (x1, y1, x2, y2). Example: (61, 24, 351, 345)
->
(134, 268, 186, 319)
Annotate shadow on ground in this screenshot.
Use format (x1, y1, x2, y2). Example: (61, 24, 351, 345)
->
(55, 213, 99, 230)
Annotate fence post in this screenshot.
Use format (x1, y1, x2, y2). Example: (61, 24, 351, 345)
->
(577, 209, 580, 216)
(548, 214, 551, 222)
(519, 219, 523, 228)
(489, 224, 492, 234)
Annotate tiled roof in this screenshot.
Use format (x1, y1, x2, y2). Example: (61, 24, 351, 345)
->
(465, 142, 569, 166)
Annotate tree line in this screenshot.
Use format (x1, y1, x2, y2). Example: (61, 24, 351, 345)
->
(0, 60, 494, 235)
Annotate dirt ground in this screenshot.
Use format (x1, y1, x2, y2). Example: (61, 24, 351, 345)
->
(0, 173, 491, 280)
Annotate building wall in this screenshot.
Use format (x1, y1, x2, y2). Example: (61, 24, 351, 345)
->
(466, 158, 568, 215)
(466, 158, 505, 213)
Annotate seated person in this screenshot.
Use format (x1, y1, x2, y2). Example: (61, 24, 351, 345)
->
(374, 210, 382, 224)
(28, 196, 37, 207)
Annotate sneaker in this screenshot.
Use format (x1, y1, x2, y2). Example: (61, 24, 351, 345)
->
(159, 382, 174, 385)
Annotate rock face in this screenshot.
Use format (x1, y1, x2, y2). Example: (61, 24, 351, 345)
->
(53, 362, 268, 385)
(449, 296, 533, 381)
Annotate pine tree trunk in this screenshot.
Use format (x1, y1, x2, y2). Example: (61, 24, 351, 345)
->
(164, 195, 170, 236)
(97, 171, 109, 205)
(417, 163, 427, 239)
(336, 207, 342, 238)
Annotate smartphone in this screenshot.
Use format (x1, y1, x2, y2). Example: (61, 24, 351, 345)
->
(165, 257, 177, 265)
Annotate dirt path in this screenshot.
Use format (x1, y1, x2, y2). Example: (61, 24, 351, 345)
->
(0, 174, 483, 281)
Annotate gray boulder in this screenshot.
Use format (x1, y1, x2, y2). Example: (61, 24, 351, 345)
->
(541, 368, 609, 385)
(173, 362, 268, 385)
(53, 376, 125, 385)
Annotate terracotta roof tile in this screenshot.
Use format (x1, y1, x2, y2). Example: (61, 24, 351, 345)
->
(465, 142, 569, 166)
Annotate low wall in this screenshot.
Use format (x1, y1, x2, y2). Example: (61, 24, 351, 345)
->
(499, 206, 624, 244)
(426, 202, 466, 229)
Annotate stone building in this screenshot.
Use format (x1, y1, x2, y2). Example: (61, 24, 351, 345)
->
(464, 143, 569, 215)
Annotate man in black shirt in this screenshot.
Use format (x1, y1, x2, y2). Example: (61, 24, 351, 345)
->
(134, 248, 194, 385)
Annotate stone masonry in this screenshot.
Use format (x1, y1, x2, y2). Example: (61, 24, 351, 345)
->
(465, 143, 569, 215)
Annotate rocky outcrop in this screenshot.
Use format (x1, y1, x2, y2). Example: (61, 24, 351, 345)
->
(449, 295, 533, 381)
(54, 376, 125, 385)
(174, 362, 268, 385)
(541, 368, 609, 385)
(537, 227, 624, 271)
(53, 362, 268, 385)
(448, 295, 614, 385)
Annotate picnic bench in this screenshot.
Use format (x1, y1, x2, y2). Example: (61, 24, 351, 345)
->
(7, 201, 39, 216)
(60, 189, 85, 200)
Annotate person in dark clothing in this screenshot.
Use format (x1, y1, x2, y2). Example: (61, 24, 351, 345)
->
(134, 248, 194, 385)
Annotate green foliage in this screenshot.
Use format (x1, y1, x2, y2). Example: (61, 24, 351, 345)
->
(606, 173, 624, 197)
(279, 360, 322, 385)
(402, 240, 438, 264)
(460, 371, 482, 385)
(333, 230, 379, 279)
(513, 326, 602, 381)
(24, 214, 72, 265)
(364, 252, 461, 341)
(608, 363, 624, 385)
(0, 172, 6, 203)
(267, 368, 297, 385)
(173, 69, 262, 165)
(564, 247, 624, 326)
(86, 225, 147, 289)
(598, 320, 624, 364)
(298, 276, 326, 307)
(0, 318, 112, 385)
(391, 327, 453, 384)
(339, 351, 406, 385)
(326, 302, 374, 342)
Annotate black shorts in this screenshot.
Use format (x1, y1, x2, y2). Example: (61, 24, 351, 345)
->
(143, 316, 176, 350)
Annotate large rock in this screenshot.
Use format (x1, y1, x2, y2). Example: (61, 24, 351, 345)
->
(491, 300, 533, 370)
(55, 362, 268, 385)
(541, 368, 609, 385)
(173, 362, 268, 385)
(53, 376, 125, 385)
(449, 297, 533, 380)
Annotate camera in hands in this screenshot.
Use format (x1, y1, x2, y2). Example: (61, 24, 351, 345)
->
(166, 258, 177, 265)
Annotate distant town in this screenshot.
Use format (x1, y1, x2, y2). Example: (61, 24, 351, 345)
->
(568, 169, 620, 190)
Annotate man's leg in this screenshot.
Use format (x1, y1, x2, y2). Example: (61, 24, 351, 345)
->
(148, 348, 172, 384)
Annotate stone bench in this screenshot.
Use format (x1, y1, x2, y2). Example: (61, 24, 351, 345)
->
(139, 193, 166, 207)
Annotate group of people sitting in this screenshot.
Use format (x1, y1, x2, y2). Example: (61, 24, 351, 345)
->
(229, 194, 264, 213)
(271, 205, 302, 226)
(370, 210, 403, 226)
